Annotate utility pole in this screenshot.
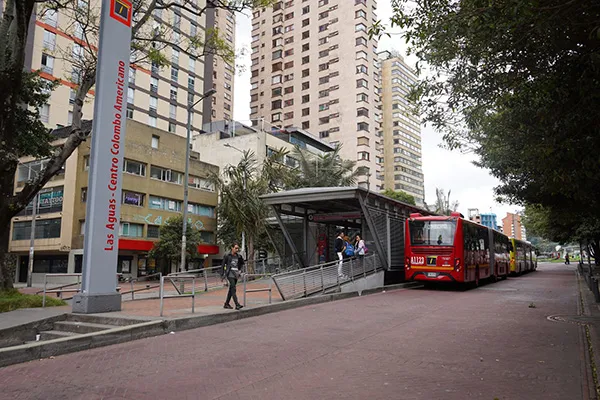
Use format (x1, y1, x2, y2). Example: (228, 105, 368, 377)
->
(26, 192, 39, 287)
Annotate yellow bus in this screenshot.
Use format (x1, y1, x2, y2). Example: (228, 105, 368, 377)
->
(509, 238, 537, 275)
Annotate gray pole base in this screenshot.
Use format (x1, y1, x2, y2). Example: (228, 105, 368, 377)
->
(72, 293, 122, 314)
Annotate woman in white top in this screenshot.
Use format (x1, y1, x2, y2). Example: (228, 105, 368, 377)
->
(354, 234, 366, 264)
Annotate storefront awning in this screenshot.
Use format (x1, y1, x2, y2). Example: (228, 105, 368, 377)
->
(118, 239, 220, 255)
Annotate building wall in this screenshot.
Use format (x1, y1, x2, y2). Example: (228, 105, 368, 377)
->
(203, 7, 236, 124)
(502, 212, 526, 240)
(248, 0, 382, 188)
(379, 52, 424, 205)
(11, 121, 219, 283)
(29, 1, 209, 136)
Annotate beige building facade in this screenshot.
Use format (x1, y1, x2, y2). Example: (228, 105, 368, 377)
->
(26, 1, 233, 137)
(11, 120, 219, 284)
(248, 0, 383, 189)
(379, 51, 424, 205)
(194, 120, 335, 173)
(202, 7, 236, 124)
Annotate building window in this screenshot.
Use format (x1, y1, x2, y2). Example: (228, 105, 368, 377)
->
(120, 223, 144, 238)
(127, 88, 135, 103)
(150, 166, 183, 184)
(356, 64, 368, 74)
(123, 159, 146, 176)
(302, 108, 310, 116)
(356, 37, 367, 47)
(169, 122, 176, 133)
(41, 53, 54, 74)
(150, 96, 158, 112)
(319, 24, 328, 32)
(357, 122, 369, 131)
(272, 113, 281, 122)
(39, 104, 50, 123)
(358, 151, 370, 161)
(357, 93, 368, 102)
(12, 218, 62, 240)
(284, 99, 294, 107)
(356, 79, 368, 88)
(284, 86, 293, 94)
(302, 30, 310, 40)
(302, 121, 310, 129)
(355, 23, 367, 32)
(81, 188, 87, 202)
(319, 103, 329, 111)
(44, 9, 58, 27)
(302, 94, 310, 103)
(355, 10, 367, 19)
(126, 107, 134, 119)
(68, 111, 73, 124)
(150, 77, 159, 93)
(122, 191, 144, 207)
(169, 104, 177, 119)
(147, 225, 160, 239)
(302, 5, 310, 14)
(284, 111, 294, 120)
(272, 74, 282, 84)
(357, 107, 369, 117)
(43, 30, 56, 50)
(188, 176, 215, 191)
(151, 135, 159, 148)
(302, 18, 309, 27)
(149, 196, 182, 212)
(171, 67, 178, 82)
(356, 50, 368, 60)
(319, 130, 329, 138)
(170, 85, 178, 101)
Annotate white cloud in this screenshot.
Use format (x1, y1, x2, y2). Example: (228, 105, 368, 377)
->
(232, 2, 521, 222)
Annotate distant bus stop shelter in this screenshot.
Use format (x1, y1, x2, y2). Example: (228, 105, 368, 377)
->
(261, 187, 431, 276)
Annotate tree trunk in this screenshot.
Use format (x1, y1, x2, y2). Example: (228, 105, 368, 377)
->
(247, 235, 255, 274)
(591, 239, 600, 267)
(0, 221, 16, 291)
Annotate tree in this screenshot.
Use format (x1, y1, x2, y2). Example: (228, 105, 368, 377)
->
(427, 188, 458, 216)
(149, 215, 202, 270)
(382, 189, 415, 205)
(377, 0, 600, 211)
(283, 145, 367, 189)
(0, 0, 273, 289)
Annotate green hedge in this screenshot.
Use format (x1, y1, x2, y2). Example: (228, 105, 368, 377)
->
(0, 289, 67, 313)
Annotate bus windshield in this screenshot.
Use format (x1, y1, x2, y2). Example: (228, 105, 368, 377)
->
(409, 220, 457, 246)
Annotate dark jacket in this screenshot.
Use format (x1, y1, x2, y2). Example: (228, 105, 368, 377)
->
(334, 237, 345, 253)
(221, 252, 245, 279)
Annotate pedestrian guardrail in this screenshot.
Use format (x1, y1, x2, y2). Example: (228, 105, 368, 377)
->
(159, 274, 200, 317)
(242, 273, 273, 307)
(246, 252, 306, 275)
(41, 273, 122, 307)
(120, 272, 163, 301)
(271, 254, 381, 301)
(578, 261, 600, 303)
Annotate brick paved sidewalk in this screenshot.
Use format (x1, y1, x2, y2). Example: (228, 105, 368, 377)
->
(0, 263, 587, 400)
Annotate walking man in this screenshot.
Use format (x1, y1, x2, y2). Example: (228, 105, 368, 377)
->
(335, 230, 346, 278)
(221, 243, 244, 310)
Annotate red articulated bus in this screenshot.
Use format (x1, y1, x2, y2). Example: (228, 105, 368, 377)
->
(404, 212, 510, 287)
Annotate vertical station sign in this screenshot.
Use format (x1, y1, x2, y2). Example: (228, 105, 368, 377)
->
(73, 0, 132, 313)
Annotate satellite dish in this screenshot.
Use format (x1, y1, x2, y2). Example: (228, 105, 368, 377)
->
(555, 245, 562, 251)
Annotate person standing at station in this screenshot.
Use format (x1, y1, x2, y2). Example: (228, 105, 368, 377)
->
(354, 234, 366, 266)
(335, 230, 346, 278)
(565, 253, 570, 265)
(221, 243, 244, 310)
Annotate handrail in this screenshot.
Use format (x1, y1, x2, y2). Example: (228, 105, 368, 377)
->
(159, 274, 199, 316)
(42, 273, 121, 307)
(241, 273, 273, 307)
(120, 272, 163, 301)
(271, 254, 381, 301)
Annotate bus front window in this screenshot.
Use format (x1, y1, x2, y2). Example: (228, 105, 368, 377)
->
(409, 220, 457, 246)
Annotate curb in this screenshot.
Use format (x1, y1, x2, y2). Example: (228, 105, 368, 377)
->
(576, 269, 600, 400)
(0, 281, 418, 368)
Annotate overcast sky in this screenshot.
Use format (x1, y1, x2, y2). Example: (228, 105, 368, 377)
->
(232, 2, 521, 223)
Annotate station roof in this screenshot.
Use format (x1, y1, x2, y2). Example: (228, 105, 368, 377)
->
(261, 186, 430, 215)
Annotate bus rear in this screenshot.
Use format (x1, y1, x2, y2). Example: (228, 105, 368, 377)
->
(404, 213, 464, 283)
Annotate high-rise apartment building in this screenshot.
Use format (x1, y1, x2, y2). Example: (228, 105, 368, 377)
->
(502, 212, 527, 240)
(249, 0, 383, 189)
(378, 51, 425, 205)
(25, 2, 234, 136)
(202, 7, 236, 124)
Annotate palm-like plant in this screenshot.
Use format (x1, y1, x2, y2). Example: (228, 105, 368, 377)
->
(286, 144, 367, 189)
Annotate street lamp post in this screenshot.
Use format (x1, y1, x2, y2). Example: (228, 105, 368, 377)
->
(223, 143, 247, 258)
(27, 192, 39, 288)
(180, 89, 216, 272)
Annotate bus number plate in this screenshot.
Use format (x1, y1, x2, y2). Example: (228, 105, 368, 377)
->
(411, 256, 425, 265)
(427, 272, 437, 278)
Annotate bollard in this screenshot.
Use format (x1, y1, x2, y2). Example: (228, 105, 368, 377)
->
(130, 280, 135, 300)
(159, 276, 165, 317)
(192, 278, 196, 313)
(203, 268, 208, 291)
(243, 274, 247, 307)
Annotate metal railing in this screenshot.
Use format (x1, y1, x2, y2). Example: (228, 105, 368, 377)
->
(41, 273, 122, 307)
(271, 254, 382, 301)
(159, 274, 199, 317)
(242, 273, 273, 307)
(245, 252, 305, 275)
(120, 272, 163, 301)
(579, 260, 600, 302)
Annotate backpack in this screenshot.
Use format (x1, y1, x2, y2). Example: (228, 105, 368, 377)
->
(344, 242, 354, 256)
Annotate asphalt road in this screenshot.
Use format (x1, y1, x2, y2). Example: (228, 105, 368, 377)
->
(0, 263, 584, 400)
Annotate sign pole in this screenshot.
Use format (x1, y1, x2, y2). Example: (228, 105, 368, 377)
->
(72, 0, 133, 313)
